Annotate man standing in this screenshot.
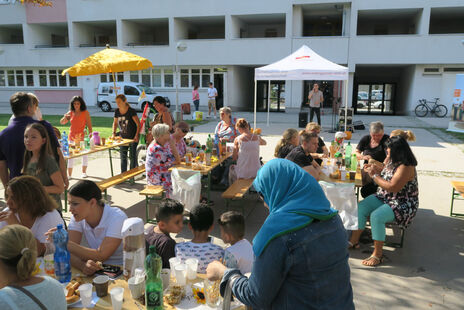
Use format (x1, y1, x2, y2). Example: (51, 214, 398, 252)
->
(0, 92, 68, 188)
(307, 83, 324, 126)
(285, 132, 321, 180)
(207, 82, 218, 119)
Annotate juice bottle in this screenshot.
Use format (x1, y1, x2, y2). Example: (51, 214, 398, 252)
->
(43, 241, 55, 277)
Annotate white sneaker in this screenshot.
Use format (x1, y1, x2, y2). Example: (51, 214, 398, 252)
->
(81, 173, 88, 178)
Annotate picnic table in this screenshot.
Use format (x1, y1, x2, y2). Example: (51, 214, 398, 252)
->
(170, 153, 232, 203)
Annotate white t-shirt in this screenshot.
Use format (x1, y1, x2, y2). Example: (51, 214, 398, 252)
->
(207, 87, 217, 99)
(0, 276, 66, 310)
(0, 209, 64, 244)
(175, 241, 224, 273)
(223, 239, 254, 274)
(68, 204, 127, 265)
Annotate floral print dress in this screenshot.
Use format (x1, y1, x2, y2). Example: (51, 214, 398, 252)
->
(146, 142, 175, 197)
(376, 162, 419, 228)
(166, 135, 187, 158)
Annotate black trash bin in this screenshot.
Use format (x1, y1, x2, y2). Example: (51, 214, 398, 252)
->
(299, 111, 308, 128)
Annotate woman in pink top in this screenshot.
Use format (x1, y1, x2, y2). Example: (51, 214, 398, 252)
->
(192, 85, 200, 112)
(229, 118, 266, 185)
(60, 96, 92, 178)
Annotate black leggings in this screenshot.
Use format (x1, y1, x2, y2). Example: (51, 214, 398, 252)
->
(310, 107, 321, 125)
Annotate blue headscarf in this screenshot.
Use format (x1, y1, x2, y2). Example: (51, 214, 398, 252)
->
(252, 158, 338, 257)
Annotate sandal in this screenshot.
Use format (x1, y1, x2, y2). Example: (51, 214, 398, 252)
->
(348, 241, 360, 250)
(362, 255, 383, 267)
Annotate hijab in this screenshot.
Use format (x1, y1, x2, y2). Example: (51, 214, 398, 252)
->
(252, 158, 338, 256)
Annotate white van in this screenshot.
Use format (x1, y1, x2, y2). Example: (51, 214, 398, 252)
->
(96, 82, 170, 112)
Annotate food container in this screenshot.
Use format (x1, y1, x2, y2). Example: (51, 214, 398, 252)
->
(121, 217, 145, 279)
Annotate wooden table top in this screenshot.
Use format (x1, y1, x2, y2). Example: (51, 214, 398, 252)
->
(170, 153, 232, 175)
(64, 139, 134, 160)
(319, 171, 362, 187)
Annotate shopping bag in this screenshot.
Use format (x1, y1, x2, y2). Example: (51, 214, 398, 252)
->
(171, 168, 201, 212)
(319, 181, 358, 230)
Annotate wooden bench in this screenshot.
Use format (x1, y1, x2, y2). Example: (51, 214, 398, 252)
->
(97, 165, 146, 200)
(139, 185, 165, 224)
(222, 178, 255, 212)
(450, 181, 464, 217)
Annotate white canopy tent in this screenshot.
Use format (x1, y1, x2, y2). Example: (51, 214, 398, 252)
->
(254, 45, 349, 130)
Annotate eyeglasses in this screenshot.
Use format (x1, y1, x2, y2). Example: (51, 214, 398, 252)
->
(181, 129, 189, 134)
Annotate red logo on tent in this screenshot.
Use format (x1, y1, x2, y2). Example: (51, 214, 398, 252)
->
(296, 56, 310, 60)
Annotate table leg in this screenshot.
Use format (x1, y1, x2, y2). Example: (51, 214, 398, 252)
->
(108, 149, 114, 177)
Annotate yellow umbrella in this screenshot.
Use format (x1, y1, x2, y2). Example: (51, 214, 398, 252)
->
(62, 45, 153, 93)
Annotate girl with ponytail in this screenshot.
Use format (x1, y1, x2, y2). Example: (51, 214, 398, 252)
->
(0, 225, 66, 309)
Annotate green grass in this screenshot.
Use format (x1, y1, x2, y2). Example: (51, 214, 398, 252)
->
(437, 128, 464, 143)
(0, 114, 209, 138)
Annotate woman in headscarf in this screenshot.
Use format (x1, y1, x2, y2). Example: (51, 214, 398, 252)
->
(206, 159, 354, 310)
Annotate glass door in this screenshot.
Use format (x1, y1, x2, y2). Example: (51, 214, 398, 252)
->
(355, 83, 396, 115)
(256, 81, 285, 112)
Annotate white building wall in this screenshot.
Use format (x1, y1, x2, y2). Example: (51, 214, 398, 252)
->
(0, 0, 462, 114)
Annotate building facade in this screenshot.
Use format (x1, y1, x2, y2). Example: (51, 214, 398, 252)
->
(0, 0, 463, 115)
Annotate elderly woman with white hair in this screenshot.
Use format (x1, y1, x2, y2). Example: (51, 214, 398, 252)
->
(355, 121, 390, 198)
(145, 124, 180, 197)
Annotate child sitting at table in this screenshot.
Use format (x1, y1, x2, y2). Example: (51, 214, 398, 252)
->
(145, 198, 184, 268)
(175, 204, 224, 273)
(218, 211, 253, 274)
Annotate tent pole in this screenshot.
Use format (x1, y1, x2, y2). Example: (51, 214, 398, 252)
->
(344, 79, 348, 132)
(253, 80, 257, 130)
(267, 80, 270, 127)
(112, 72, 117, 95)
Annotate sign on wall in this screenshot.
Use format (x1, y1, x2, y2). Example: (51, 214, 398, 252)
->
(447, 74, 464, 133)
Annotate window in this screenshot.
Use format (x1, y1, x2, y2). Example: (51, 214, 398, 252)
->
(0, 70, 5, 86)
(107, 72, 124, 82)
(26, 70, 33, 86)
(69, 76, 77, 87)
(142, 69, 150, 86)
(191, 69, 200, 88)
(124, 85, 139, 96)
(49, 70, 58, 86)
(180, 69, 189, 88)
(7, 70, 14, 86)
(130, 71, 139, 82)
(164, 69, 173, 87)
(39, 70, 47, 86)
(201, 69, 211, 87)
(152, 69, 161, 87)
(58, 70, 67, 87)
(100, 74, 107, 82)
(15, 70, 24, 86)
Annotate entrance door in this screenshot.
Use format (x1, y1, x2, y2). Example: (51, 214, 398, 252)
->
(213, 73, 224, 109)
(256, 81, 285, 112)
(303, 81, 335, 109)
(355, 83, 395, 115)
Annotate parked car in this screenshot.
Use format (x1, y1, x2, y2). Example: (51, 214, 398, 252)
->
(97, 82, 171, 112)
(357, 92, 368, 108)
(372, 101, 384, 109)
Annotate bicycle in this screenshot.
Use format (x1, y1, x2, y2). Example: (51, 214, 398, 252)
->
(414, 98, 448, 118)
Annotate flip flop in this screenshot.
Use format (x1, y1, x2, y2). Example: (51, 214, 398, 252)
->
(362, 255, 383, 267)
(348, 241, 360, 250)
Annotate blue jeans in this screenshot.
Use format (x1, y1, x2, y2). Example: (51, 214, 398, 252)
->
(193, 100, 200, 111)
(120, 142, 138, 173)
(358, 195, 395, 241)
(221, 216, 354, 310)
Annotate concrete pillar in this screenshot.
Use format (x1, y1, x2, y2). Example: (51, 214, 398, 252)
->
(342, 4, 351, 37)
(225, 15, 232, 40)
(419, 7, 431, 35)
(116, 19, 123, 48)
(292, 5, 303, 37)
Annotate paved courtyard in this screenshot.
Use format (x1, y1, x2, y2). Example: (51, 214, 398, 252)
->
(0, 106, 463, 309)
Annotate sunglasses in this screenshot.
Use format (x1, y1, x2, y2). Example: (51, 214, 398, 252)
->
(181, 129, 189, 134)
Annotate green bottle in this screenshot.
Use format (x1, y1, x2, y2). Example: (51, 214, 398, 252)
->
(350, 153, 357, 172)
(145, 245, 163, 310)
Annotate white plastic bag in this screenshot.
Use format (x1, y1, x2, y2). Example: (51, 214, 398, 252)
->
(171, 168, 201, 212)
(319, 181, 358, 230)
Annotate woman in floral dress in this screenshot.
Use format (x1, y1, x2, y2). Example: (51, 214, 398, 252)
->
(145, 124, 180, 197)
(349, 136, 418, 267)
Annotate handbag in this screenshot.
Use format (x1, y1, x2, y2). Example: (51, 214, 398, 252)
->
(8, 284, 47, 310)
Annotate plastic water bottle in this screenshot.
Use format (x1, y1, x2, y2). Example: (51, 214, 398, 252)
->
(53, 224, 71, 283)
(350, 153, 358, 172)
(43, 241, 55, 277)
(214, 133, 220, 155)
(84, 128, 90, 150)
(145, 245, 163, 310)
(61, 131, 69, 157)
(345, 141, 352, 169)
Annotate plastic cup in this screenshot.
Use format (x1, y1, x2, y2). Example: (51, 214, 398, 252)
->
(93, 275, 109, 297)
(128, 276, 145, 299)
(174, 264, 187, 286)
(79, 283, 93, 307)
(341, 170, 347, 181)
(322, 158, 328, 166)
(349, 171, 356, 180)
(169, 257, 181, 277)
(161, 268, 171, 290)
(185, 258, 198, 280)
(204, 279, 220, 307)
(110, 287, 124, 310)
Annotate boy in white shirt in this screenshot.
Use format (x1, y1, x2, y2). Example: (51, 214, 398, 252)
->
(175, 204, 224, 273)
(218, 211, 253, 274)
(207, 82, 218, 119)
